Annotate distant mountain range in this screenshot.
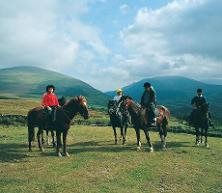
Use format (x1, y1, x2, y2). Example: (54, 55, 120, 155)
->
(0, 66, 109, 107)
(1, 66, 222, 119)
(106, 76, 222, 118)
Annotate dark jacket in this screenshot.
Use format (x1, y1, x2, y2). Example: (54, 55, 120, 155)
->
(141, 87, 156, 107)
(191, 95, 207, 108)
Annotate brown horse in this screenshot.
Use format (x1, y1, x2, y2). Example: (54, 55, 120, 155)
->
(27, 96, 89, 157)
(122, 96, 170, 151)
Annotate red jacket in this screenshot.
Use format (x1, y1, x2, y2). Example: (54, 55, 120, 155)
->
(41, 92, 59, 107)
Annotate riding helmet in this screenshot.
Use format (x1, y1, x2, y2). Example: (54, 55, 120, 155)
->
(143, 82, 151, 88)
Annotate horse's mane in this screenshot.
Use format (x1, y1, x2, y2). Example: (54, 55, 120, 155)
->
(63, 96, 86, 108)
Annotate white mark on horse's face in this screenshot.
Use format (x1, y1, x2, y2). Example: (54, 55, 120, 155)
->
(83, 101, 87, 107)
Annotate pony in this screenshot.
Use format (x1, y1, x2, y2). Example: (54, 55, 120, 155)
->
(107, 99, 130, 145)
(189, 103, 210, 147)
(27, 96, 89, 157)
(44, 96, 67, 147)
(121, 96, 170, 151)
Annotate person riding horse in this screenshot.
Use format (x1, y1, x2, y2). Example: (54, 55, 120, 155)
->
(113, 88, 123, 103)
(190, 88, 211, 146)
(108, 89, 129, 144)
(41, 85, 60, 122)
(190, 88, 212, 123)
(141, 82, 156, 126)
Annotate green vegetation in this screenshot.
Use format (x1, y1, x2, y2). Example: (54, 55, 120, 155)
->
(107, 76, 222, 119)
(0, 66, 109, 106)
(0, 125, 222, 193)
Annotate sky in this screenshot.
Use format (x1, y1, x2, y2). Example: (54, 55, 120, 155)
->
(0, 0, 222, 91)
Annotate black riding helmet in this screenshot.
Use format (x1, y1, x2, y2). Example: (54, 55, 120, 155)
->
(197, 88, 202, 93)
(46, 85, 55, 92)
(143, 82, 151, 88)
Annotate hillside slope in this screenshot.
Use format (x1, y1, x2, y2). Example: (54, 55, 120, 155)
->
(106, 76, 222, 118)
(0, 66, 109, 106)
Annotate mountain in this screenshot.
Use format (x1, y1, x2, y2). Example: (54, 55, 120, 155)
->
(106, 76, 222, 118)
(0, 66, 109, 107)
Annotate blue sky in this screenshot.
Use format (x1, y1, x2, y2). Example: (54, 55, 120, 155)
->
(0, 0, 221, 91)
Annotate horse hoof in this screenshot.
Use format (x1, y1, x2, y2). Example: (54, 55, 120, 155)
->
(115, 141, 118, 145)
(40, 148, 44, 152)
(205, 143, 209, 148)
(64, 152, 70, 157)
(162, 146, 167, 151)
(57, 152, 63, 157)
(137, 147, 141, 151)
(150, 147, 154, 152)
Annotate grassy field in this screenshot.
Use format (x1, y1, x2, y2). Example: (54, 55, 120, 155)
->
(0, 125, 222, 193)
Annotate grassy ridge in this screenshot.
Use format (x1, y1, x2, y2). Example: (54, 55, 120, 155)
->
(1, 99, 222, 136)
(0, 66, 109, 106)
(0, 125, 222, 193)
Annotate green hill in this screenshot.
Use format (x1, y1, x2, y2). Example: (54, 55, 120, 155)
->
(0, 66, 109, 106)
(106, 76, 222, 118)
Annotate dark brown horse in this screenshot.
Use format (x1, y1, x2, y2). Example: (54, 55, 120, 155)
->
(107, 99, 130, 145)
(122, 96, 170, 151)
(27, 96, 89, 157)
(122, 97, 153, 151)
(44, 96, 67, 147)
(189, 103, 210, 147)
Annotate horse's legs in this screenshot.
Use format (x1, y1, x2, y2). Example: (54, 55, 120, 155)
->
(63, 131, 69, 157)
(122, 125, 127, 145)
(51, 131, 56, 148)
(200, 127, 204, 144)
(144, 127, 153, 152)
(135, 128, 141, 151)
(37, 128, 44, 152)
(204, 126, 209, 148)
(195, 127, 200, 146)
(112, 126, 117, 144)
(46, 130, 49, 145)
(56, 132, 62, 157)
(158, 125, 166, 150)
(28, 125, 34, 152)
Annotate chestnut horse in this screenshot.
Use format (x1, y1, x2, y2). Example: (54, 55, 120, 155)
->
(27, 96, 89, 157)
(121, 96, 170, 151)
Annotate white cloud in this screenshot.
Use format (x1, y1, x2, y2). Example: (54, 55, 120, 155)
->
(0, 0, 109, 71)
(120, 4, 130, 14)
(120, 0, 222, 82)
(0, 0, 222, 91)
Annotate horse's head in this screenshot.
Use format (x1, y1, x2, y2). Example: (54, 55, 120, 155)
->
(120, 96, 133, 109)
(76, 96, 89, 119)
(200, 103, 209, 114)
(58, 96, 66, 106)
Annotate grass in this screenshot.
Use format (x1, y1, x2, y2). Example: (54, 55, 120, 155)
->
(0, 125, 222, 193)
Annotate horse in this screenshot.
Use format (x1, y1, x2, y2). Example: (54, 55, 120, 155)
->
(44, 96, 67, 147)
(120, 96, 153, 151)
(189, 103, 210, 147)
(156, 105, 170, 150)
(27, 96, 89, 157)
(121, 96, 170, 151)
(107, 99, 130, 145)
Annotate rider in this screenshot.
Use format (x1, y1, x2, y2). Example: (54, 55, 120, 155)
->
(141, 82, 156, 126)
(113, 88, 123, 115)
(41, 85, 59, 122)
(191, 88, 212, 125)
(113, 88, 123, 102)
(191, 88, 207, 109)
